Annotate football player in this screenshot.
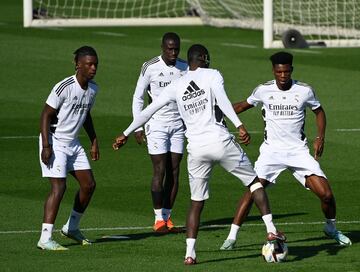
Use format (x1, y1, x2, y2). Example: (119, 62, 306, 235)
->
(220, 51, 351, 250)
(131, 32, 188, 232)
(37, 46, 99, 250)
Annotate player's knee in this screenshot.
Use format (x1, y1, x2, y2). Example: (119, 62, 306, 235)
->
(153, 166, 165, 180)
(50, 181, 66, 196)
(82, 180, 96, 194)
(151, 180, 162, 192)
(51, 188, 66, 199)
(319, 190, 334, 204)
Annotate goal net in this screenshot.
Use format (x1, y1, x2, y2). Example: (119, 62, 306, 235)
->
(24, 0, 360, 48)
(191, 0, 360, 48)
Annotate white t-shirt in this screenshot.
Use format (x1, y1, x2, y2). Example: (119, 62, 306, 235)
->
(45, 75, 98, 143)
(247, 79, 321, 150)
(132, 55, 188, 127)
(124, 68, 242, 148)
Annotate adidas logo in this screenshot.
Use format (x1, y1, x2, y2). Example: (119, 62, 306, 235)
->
(182, 81, 205, 101)
(158, 72, 164, 76)
(269, 96, 274, 100)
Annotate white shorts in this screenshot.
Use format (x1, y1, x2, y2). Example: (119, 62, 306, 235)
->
(145, 121, 185, 155)
(39, 135, 91, 178)
(254, 143, 327, 188)
(187, 138, 257, 201)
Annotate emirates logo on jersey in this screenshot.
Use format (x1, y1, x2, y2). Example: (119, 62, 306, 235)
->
(182, 81, 205, 101)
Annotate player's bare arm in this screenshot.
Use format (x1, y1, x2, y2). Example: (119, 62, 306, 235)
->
(312, 106, 326, 160)
(134, 130, 146, 144)
(40, 104, 57, 165)
(233, 101, 254, 114)
(238, 124, 251, 145)
(113, 134, 128, 150)
(83, 112, 99, 161)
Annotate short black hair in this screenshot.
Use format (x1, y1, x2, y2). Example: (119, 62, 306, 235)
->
(162, 32, 180, 44)
(270, 51, 293, 65)
(187, 44, 210, 65)
(74, 46, 98, 62)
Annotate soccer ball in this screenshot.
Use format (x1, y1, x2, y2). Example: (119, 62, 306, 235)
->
(262, 241, 288, 263)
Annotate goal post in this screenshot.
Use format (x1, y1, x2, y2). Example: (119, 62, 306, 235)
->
(24, 0, 360, 48)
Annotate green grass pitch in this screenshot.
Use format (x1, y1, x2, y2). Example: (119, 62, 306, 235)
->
(0, 1, 359, 271)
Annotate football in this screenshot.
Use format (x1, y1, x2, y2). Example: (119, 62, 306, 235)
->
(262, 241, 288, 263)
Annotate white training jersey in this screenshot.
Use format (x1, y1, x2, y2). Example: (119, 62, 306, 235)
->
(124, 68, 242, 148)
(132, 55, 188, 126)
(45, 75, 98, 143)
(247, 79, 321, 150)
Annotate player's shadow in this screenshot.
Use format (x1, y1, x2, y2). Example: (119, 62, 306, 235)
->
(201, 212, 306, 226)
(92, 228, 186, 245)
(266, 230, 356, 262)
(198, 253, 261, 264)
(287, 236, 353, 262)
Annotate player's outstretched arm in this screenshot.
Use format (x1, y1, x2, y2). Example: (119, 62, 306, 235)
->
(238, 125, 251, 145)
(113, 134, 128, 150)
(312, 106, 326, 160)
(233, 100, 254, 114)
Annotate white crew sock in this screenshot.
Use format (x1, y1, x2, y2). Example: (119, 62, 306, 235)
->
(325, 218, 336, 233)
(185, 238, 196, 259)
(154, 208, 163, 221)
(262, 214, 277, 234)
(226, 224, 240, 240)
(63, 210, 83, 231)
(162, 208, 171, 221)
(40, 223, 54, 243)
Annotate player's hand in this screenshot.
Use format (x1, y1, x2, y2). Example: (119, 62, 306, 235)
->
(41, 146, 53, 166)
(313, 136, 324, 160)
(90, 139, 100, 161)
(134, 130, 146, 144)
(238, 125, 251, 145)
(113, 134, 128, 150)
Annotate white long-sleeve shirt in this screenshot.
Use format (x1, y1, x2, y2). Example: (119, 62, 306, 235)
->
(124, 68, 242, 148)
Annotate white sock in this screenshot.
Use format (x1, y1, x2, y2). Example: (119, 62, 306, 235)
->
(185, 238, 196, 259)
(325, 218, 336, 233)
(40, 223, 54, 243)
(262, 214, 277, 234)
(154, 209, 163, 221)
(63, 210, 83, 231)
(162, 208, 171, 221)
(226, 224, 240, 240)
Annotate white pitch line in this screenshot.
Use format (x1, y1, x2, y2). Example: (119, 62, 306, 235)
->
(181, 39, 193, 43)
(0, 220, 358, 235)
(230, 130, 262, 134)
(0, 128, 359, 140)
(39, 27, 64, 31)
(0, 136, 38, 139)
(290, 49, 322, 54)
(335, 128, 360, 132)
(221, 42, 257, 49)
(94, 31, 127, 37)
